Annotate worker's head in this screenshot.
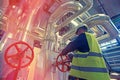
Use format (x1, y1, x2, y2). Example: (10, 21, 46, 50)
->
(75, 24, 88, 35)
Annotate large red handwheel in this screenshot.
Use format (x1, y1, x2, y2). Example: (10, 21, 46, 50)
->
(56, 54, 71, 72)
(4, 41, 34, 68)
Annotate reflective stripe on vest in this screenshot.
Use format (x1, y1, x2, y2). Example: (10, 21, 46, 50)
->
(71, 65, 108, 73)
(74, 52, 102, 58)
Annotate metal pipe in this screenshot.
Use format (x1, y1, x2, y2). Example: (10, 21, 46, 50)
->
(49, 1, 80, 23)
(83, 14, 120, 43)
(45, 0, 93, 48)
(45, 0, 84, 50)
(55, 0, 93, 32)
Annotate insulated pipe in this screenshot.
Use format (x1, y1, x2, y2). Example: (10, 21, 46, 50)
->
(45, 0, 93, 49)
(83, 14, 120, 43)
(46, 0, 83, 40)
(49, 1, 81, 23)
(47, 0, 93, 35)
(55, 0, 93, 32)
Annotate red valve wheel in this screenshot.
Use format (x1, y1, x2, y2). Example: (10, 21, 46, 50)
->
(4, 41, 34, 68)
(56, 54, 71, 72)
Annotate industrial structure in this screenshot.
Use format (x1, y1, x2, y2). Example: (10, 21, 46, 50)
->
(0, 0, 120, 80)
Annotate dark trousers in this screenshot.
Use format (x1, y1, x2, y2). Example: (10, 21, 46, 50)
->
(68, 75, 86, 80)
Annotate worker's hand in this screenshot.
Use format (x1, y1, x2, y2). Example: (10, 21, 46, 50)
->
(59, 49, 67, 56)
(59, 52, 66, 56)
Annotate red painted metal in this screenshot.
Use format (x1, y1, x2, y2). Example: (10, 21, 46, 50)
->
(4, 41, 34, 68)
(56, 54, 71, 72)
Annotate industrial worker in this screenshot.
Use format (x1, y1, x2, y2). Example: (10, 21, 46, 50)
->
(60, 24, 110, 80)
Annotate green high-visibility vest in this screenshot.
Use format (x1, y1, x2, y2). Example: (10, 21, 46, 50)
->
(69, 32, 110, 80)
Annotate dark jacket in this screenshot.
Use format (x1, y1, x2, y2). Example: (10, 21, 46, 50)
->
(61, 33, 90, 55)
